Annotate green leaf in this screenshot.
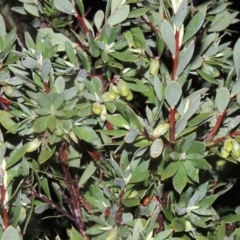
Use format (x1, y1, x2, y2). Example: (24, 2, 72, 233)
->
(173, 163, 187, 193)
(41, 59, 51, 81)
(150, 138, 163, 158)
(64, 87, 78, 101)
(221, 214, 240, 223)
(128, 7, 150, 18)
(165, 81, 182, 108)
(233, 39, 240, 79)
(160, 19, 175, 57)
(55, 76, 65, 93)
(130, 160, 150, 183)
(174, 0, 188, 30)
(197, 69, 220, 85)
(115, 100, 143, 130)
(162, 161, 180, 180)
(153, 75, 164, 101)
(75, 0, 84, 16)
(94, 10, 104, 31)
(208, 12, 231, 32)
(106, 114, 129, 129)
(7, 143, 29, 169)
(53, 0, 75, 15)
(187, 113, 211, 127)
(131, 27, 146, 49)
(175, 118, 188, 137)
(40, 178, 51, 198)
(47, 115, 57, 131)
(171, 217, 185, 232)
(3, 28, 17, 52)
(23, 3, 39, 17)
(107, 5, 130, 26)
(121, 198, 140, 207)
(124, 128, 140, 143)
(73, 126, 100, 144)
(69, 226, 83, 240)
(1, 226, 20, 240)
(182, 96, 201, 120)
(111, 0, 122, 13)
(177, 41, 195, 77)
(33, 116, 49, 133)
(215, 87, 230, 114)
(65, 41, 76, 65)
(0, 110, 16, 133)
(188, 212, 206, 228)
(34, 203, 52, 214)
(109, 52, 138, 62)
(0, 14, 6, 38)
(79, 162, 97, 187)
(153, 230, 173, 240)
(183, 160, 199, 182)
(38, 146, 56, 164)
(21, 57, 39, 69)
(183, 8, 206, 43)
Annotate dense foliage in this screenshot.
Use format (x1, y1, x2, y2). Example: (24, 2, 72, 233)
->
(0, 0, 240, 239)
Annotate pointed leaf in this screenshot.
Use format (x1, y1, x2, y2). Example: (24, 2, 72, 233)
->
(174, 0, 188, 30)
(215, 87, 230, 114)
(177, 41, 195, 77)
(94, 10, 104, 30)
(53, 0, 75, 15)
(183, 9, 206, 43)
(1, 226, 20, 240)
(233, 39, 240, 79)
(165, 81, 182, 108)
(173, 163, 187, 193)
(107, 5, 130, 26)
(150, 138, 163, 158)
(160, 20, 175, 57)
(38, 146, 56, 164)
(79, 162, 97, 187)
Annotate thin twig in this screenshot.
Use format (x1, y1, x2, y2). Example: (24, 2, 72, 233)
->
(205, 110, 227, 141)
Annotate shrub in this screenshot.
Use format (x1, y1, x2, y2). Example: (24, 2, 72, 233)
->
(0, 0, 240, 239)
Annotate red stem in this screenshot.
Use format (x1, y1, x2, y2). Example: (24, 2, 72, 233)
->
(169, 108, 176, 143)
(0, 184, 9, 229)
(205, 110, 227, 141)
(172, 30, 180, 81)
(74, 9, 89, 34)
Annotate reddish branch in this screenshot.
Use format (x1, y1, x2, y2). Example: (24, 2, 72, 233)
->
(29, 187, 74, 222)
(58, 146, 89, 239)
(205, 110, 227, 141)
(74, 9, 89, 34)
(44, 82, 50, 94)
(115, 189, 124, 225)
(0, 184, 9, 229)
(172, 30, 180, 81)
(207, 130, 240, 147)
(169, 108, 176, 143)
(168, 30, 181, 142)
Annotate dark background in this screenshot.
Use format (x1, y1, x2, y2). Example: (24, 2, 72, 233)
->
(83, 0, 240, 43)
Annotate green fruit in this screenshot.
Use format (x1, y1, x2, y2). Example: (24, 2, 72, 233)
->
(149, 58, 160, 75)
(117, 80, 130, 97)
(55, 128, 63, 136)
(231, 139, 240, 158)
(125, 90, 133, 101)
(221, 147, 230, 158)
(27, 138, 41, 152)
(152, 123, 170, 138)
(223, 138, 233, 152)
(102, 92, 116, 102)
(91, 102, 103, 115)
(18, 207, 27, 225)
